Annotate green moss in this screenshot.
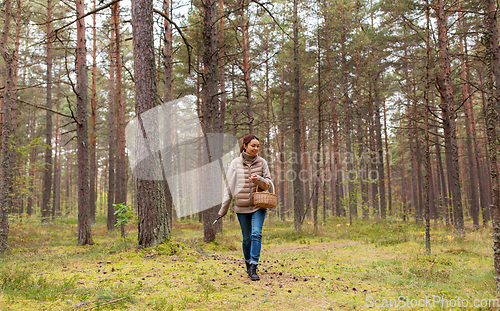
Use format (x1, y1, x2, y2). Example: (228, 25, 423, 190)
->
(0, 217, 497, 310)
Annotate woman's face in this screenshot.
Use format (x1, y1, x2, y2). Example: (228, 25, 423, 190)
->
(246, 139, 260, 156)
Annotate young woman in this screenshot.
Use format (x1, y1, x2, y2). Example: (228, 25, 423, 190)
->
(218, 134, 271, 281)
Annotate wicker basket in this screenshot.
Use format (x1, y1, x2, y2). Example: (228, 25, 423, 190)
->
(253, 181, 278, 209)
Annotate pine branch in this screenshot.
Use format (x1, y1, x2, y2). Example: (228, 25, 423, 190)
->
(16, 98, 74, 119)
(153, 8, 193, 74)
(53, 0, 121, 35)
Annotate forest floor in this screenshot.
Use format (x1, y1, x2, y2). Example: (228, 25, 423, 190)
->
(0, 214, 497, 310)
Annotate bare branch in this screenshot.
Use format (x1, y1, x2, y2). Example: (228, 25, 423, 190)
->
(53, 0, 121, 35)
(251, 0, 292, 41)
(16, 98, 74, 119)
(153, 8, 193, 74)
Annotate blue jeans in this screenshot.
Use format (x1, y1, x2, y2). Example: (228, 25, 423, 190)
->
(237, 209, 267, 265)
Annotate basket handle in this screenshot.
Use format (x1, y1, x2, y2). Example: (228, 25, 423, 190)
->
(256, 180, 275, 194)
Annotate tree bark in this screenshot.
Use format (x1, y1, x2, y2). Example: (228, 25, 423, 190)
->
(292, 0, 304, 232)
(479, 69, 493, 216)
(0, 0, 15, 254)
(374, 80, 386, 219)
(313, 33, 322, 234)
(162, 0, 174, 233)
(200, 0, 222, 242)
(435, 134, 450, 225)
(369, 85, 378, 218)
(76, 0, 93, 245)
(219, 0, 227, 131)
(383, 100, 392, 216)
(107, 14, 117, 231)
(114, 2, 127, 210)
(436, 0, 465, 236)
(89, 0, 98, 225)
(459, 15, 479, 229)
(132, 0, 170, 248)
(399, 106, 408, 221)
(27, 110, 36, 216)
(239, 0, 254, 134)
(52, 96, 61, 218)
(300, 89, 311, 220)
(424, 1, 432, 254)
(356, 53, 368, 219)
(41, 0, 53, 223)
(279, 55, 286, 221)
(485, 0, 500, 297)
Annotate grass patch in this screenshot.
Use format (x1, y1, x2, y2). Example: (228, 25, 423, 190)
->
(0, 215, 497, 310)
(0, 268, 77, 301)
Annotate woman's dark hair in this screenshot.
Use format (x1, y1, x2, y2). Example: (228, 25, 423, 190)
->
(240, 134, 260, 153)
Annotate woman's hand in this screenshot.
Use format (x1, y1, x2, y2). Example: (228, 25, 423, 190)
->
(249, 174, 258, 183)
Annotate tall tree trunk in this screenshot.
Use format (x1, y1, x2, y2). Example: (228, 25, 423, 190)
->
(300, 90, 311, 220)
(383, 100, 392, 216)
(200, 0, 222, 242)
(374, 80, 386, 219)
(399, 106, 408, 220)
(279, 57, 286, 221)
(313, 34, 321, 234)
(132, 0, 170, 248)
(414, 111, 424, 222)
(434, 125, 450, 225)
(479, 69, 493, 215)
(424, 1, 432, 255)
(52, 96, 61, 217)
(0, 0, 15, 253)
(324, 4, 342, 218)
(162, 0, 174, 234)
(485, 0, 500, 297)
(436, 0, 465, 236)
(459, 13, 479, 229)
(292, 0, 304, 232)
(219, 0, 227, 130)
(12, 0, 20, 96)
(342, 32, 356, 220)
(409, 116, 419, 221)
(265, 55, 270, 166)
(114, 2, 127, 210)
(467, 45, 489, 226)
(356, 53, 367, 219)
(89, 0, 98, 225)
(239, 0, 254, 133)
(41, 0, 53, 223)
(76, 0, 93, 245)
(27, 111, 36, 216)
(12, 0, 21, 217)
(369, 85, 378, 217)
(107, 15, 117, 231)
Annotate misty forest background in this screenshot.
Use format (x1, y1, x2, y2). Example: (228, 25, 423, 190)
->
(1, 0, 500, 290)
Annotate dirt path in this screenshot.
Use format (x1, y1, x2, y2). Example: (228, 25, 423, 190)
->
(263, 241, 365, 254)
